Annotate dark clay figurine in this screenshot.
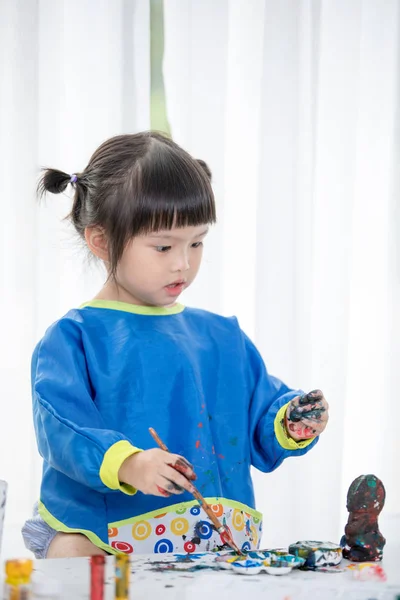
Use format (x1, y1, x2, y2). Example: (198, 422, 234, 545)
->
(341, 474, 386, 562)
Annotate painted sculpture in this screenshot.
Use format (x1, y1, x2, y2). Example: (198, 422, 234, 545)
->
(341, 474, 386, 562)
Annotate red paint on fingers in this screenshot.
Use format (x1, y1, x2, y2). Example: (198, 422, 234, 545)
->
(172, 459, 197, 480)
(156, 485, 171, 497)
(289, 422, 316, 439)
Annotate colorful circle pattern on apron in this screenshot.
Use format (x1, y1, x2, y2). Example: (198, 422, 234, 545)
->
(108, 501, 262, 554)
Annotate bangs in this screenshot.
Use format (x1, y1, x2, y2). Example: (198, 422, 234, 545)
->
(122, 139, 216, 236)
(97, 132, 216, 272)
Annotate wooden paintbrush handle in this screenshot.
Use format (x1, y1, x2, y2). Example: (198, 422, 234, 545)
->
(149, 428, 169, 452)
(191, 489, 224, 530)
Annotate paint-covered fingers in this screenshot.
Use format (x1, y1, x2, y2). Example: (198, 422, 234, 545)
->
(285, 389, 329, 440)
(305, 390, 329, 433)
(287, 390, 328, 422)
(118, 448, 197, 497)
(153, 478, 184, 498)
(160, 464, 196, 495)
(155, 485, 171, 497)
(285, 421, 317, 440)
(169, 454, 197, 480)
(147, 476, 184, 498)
(161, 477, 184, 494)
(118, 448, 183, 496)
(289, 390, 327, 421)
(299, 389, 324, 406)
(152, 468, 196, 498)
(154, 474, 183, 498)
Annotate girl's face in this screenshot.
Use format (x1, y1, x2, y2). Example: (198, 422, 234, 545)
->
(111, 225, 209, 306)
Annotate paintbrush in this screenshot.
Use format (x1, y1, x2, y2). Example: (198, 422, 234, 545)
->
(149, 427, 243, 555)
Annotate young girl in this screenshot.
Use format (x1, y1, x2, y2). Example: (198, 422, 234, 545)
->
(22, 132, 329, 559)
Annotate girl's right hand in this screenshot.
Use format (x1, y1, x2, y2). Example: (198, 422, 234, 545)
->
(118, 449, 197, 497)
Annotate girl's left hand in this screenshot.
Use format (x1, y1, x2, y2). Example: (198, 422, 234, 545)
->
(285, 389, 329, 441)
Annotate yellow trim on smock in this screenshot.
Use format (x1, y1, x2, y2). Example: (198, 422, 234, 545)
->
(80, 299, 185, 316)
(100, 440, 142, 495)
(274, 402, 316, 450)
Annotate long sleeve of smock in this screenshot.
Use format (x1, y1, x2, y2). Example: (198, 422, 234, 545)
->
(32, 316, 141, 494)
(244, 331, 318, 472)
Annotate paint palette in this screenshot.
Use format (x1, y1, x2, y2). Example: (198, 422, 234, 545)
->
(150, 549, 306, 576)
(252, 550, 305, 568)
(288, 540, 343, 570)
(214, 549, 305, 575)
(230, 559, 264, 575)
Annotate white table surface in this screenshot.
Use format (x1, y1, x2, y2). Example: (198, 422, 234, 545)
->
(31, 541, 400, 600)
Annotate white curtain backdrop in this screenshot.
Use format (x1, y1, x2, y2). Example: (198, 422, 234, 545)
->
(0, 0, 399, 559)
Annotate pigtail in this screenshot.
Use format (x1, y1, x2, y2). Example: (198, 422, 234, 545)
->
(196, 159, 212, 182)
(37, 167, 87, 236)
(37, 168, 77, 198)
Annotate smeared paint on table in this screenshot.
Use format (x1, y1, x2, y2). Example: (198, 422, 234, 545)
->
(13, 545, 400, 600)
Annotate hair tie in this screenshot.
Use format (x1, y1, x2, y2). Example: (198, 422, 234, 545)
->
(70, 173, 78, 183)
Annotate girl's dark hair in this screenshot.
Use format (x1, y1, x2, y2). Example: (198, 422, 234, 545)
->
(38, 131, 215, 275)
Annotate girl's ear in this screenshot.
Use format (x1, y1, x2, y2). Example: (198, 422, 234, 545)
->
(85, 227, 109, 261)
